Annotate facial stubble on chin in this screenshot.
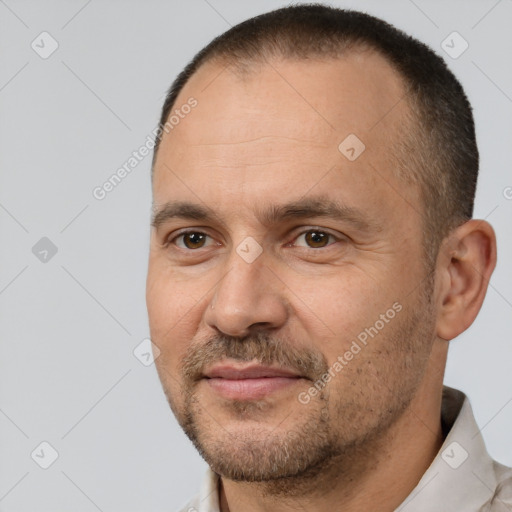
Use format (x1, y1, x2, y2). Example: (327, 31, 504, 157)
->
(169, 332, 339, 487)
(157, 283, 437, 497)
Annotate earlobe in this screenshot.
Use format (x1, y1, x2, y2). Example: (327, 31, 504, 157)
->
(436, 220, 497, 341)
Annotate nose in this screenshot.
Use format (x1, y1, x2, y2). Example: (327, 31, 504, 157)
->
(204, 251, 289, 338)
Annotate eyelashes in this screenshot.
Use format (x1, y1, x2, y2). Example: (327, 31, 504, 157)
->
(167, 228, 343, 252)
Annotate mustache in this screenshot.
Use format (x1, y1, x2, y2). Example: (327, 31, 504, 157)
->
(181, 331, 329, 383)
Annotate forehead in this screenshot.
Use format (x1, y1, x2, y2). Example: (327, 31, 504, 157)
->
(163, 50, 406, 144)
(152, 51, 418, 229)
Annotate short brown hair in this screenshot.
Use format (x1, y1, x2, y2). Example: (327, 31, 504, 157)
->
(152, 4, 479, 269)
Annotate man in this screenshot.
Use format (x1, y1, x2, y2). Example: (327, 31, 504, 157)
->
(146, 4, 511, 511)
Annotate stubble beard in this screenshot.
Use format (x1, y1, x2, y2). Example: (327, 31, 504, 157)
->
(159, 275, 437, 498)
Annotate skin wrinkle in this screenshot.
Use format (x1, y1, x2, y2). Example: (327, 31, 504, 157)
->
(176, 289, 436, 498)
(149, 54, 431, 502)
(150, 195, 382, 236)
(146, 49, 495, 512)
(189, 135, 329, 147)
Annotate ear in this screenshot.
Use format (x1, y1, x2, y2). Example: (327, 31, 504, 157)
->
(436, 219, 497, 341)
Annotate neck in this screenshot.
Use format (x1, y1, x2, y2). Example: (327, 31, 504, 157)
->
(219, 348, 447, 512)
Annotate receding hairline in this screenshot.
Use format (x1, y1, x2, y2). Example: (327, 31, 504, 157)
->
(153, 43, 416, 174)
(182, 42, 406, 104)
(151, 4, 479, 274)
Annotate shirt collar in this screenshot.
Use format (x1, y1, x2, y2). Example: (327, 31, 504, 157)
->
(196, 466, 221, 512)
(193, 386, 499, 512)
(396, 385, 498, 511)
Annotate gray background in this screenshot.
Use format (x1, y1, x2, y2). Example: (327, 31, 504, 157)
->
(0, 0, 511, 510)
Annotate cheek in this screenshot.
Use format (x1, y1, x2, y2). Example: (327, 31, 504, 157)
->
(146, 264, 204, 366)
(291, 268, 392, 346)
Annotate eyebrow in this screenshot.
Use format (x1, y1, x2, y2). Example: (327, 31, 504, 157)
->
(151, 196, 380, 233)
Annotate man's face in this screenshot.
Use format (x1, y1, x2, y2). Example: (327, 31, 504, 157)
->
(146, 52, 438, 483)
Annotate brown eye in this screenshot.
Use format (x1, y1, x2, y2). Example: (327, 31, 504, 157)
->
(304, 230, 330, 248)
(293, 229, 337, 249)
(174, 231, 210, 250)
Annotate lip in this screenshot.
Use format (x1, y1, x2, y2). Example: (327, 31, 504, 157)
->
(202, 363, 304, 401)
(203, 363, 301, 380)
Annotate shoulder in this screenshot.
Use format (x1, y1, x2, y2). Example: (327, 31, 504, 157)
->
(484, 461, 512, 511)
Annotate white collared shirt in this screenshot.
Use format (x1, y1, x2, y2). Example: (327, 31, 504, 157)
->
(177, 386, 512, 511)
